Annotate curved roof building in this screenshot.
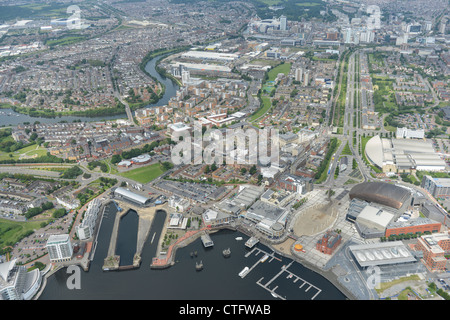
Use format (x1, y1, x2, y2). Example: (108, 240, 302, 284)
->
(114, 187, 150, 206)
(364, 135, 446, 172)
(349, 182, 411, 209)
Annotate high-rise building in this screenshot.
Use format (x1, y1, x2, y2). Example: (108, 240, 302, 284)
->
(181, 70, 191, 85)
(439, 20, 447, 34)
(295, 67, 303, 82)
(303, 71, 309, 86)
(76, 198, 101, 240)
(46, 234, 73, 262)
(345, 28, 353, 44)
(280, 15, 287, 31)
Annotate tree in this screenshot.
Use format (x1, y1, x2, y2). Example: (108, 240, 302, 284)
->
(111, 154, 122, 164)
(162, 161, 173, 171)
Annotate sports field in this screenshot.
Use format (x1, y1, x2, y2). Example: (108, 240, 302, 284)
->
(118, 163, 165, 184)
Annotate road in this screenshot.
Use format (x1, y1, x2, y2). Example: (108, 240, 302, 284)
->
(322, 50, 375, 188)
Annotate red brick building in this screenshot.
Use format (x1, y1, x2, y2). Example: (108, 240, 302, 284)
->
(385, 218, 441, 238)
(316, 230, 342, 255)
(415, 232, 450, 272)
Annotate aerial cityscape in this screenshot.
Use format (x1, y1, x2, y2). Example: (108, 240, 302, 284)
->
(0, 0, 449, 304)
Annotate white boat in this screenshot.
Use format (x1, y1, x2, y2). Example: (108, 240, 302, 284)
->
(260, 254, 269, 263)
(271, 292, 278, 298)
(235, 237, 243, 241)
(239, 267, 249, 278)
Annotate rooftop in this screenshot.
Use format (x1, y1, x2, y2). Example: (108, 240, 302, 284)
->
(349, 241, 416, 267)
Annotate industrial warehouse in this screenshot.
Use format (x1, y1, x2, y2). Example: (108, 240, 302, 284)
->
(364, 135, 447, 173)
(349, 241, 417, 268)
(113, 187, 151, 207)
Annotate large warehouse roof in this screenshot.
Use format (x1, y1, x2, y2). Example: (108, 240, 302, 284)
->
(114, 187, 150, 206)
(349, 241, 416, 267)
(181, 51, 239, 61)
(349, 182, 411, 209)
(364, 135, 446, 171)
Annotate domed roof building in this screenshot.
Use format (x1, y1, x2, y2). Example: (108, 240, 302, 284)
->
(349, 182, 411, 210)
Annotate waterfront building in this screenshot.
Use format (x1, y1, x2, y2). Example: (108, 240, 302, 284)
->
(46, 234, 73, 262)
(0, 259, 42, 300)
(245, 200, 288, 239)
(202, 208, 235, 228)
(316, 230, 342, 255)
(76, 198, 101, 241)
(113, 187, 151, 207)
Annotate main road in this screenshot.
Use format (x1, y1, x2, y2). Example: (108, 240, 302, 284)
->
(324, 49, 371, 188)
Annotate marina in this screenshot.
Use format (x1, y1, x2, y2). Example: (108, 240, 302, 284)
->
(38, 204, 346, 300)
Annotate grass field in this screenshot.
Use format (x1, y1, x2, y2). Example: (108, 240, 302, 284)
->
(268, 63, 292, 82)
(0, 144, 48, 161)
(341, 141, 352, 155)
(46, 36, 86, 47)
(375, 275, 421, 295)
(250, 96, 272, 122)
(118, 163, 165, 184)
(0, 218, 48, 249)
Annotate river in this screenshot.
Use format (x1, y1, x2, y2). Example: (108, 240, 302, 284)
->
(38, 203, 347, 300)
(0, 52, 179, 127)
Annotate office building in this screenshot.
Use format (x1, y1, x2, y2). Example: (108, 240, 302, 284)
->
(46, 234, 73, 262)
(280, 15, 287, 31)
(421, 175, 450, 198)
(414, 232, 450, 272)
(396, 127, 425, 139)
(385, 217, 441, 237)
